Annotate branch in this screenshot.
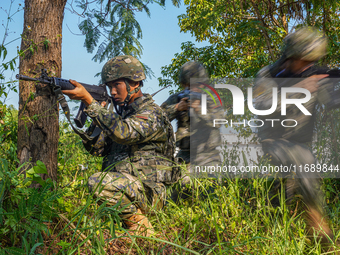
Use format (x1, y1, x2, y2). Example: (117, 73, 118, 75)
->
(65, 0, 91, 18)
(249, 0, 275, 61)
(262, 0, 302, 20)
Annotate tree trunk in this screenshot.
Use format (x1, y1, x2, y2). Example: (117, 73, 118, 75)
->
(18, 0, 67, 182)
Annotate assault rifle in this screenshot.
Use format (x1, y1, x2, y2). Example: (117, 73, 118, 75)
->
(278, 66, 340, 110)
(16, 69, 112, 128)
(16, 70, 173, 140)
(178, 88, 202, 102)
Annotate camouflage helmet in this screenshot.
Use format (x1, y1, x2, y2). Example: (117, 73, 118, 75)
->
(101, 55, 146, 84)
(178, 61, 209, 86)
(283, 26, 328, 61)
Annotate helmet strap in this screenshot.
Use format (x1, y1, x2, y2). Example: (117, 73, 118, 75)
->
(113, 102, 124, 115)
(113, 79, 141, 115)
(122, 78, 141, 105)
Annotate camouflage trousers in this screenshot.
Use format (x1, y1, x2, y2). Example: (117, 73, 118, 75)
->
(88, 171, 166, 219)
(171, 150, 221, 203)
(262, 138, 323, 212)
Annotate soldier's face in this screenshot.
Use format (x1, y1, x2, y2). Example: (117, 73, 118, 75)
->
(286, 59, 314, 74)
(107, 79, 128, 105)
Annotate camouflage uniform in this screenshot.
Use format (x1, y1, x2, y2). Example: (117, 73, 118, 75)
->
(254, 27, 335, 243)
(161, 61, 222, 166)
(83, 56, 178, 219)
(161, 90, 222, 167)
(161, 91, 191, 163)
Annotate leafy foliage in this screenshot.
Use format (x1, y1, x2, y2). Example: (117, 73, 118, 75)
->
(159, 0, 340, 175)
(74, 0, 181, 79)
(2, 1, 340, 254)
(0, 108, 59, 253)
(0, 0, 23, 102)
(159, 0, 340, 87)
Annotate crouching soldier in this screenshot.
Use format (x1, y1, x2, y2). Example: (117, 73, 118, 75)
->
(161, 61, 223, 201)
(254, 27, 338, 247)
(62, 55, 179, 236)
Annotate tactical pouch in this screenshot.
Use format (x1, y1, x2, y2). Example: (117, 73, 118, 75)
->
(140, 179, 166, 214)
(178, 136, 190, 150)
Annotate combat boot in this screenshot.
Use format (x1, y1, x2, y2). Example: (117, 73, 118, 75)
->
(123, 209, 154, 237)
(306, 207, 336, 250)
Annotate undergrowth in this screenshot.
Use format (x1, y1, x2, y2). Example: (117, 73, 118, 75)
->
(0, 107, 340, 254)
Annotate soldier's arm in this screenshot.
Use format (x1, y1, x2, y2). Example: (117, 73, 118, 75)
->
(254, 78, 322, 119)
(161, 93, 181, 121)
(316, 77, 340, 110)
(325, 90, 340, 109)
(84, 100, 166, 144)
(253, 77, 282, 118)
(253, 68, 304, 118)
(190, 98, 224, 127)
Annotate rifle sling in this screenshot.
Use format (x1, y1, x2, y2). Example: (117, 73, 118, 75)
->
(54, 86, 95, 141)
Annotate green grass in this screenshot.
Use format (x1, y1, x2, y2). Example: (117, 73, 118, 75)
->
(1, 117, 340, 254)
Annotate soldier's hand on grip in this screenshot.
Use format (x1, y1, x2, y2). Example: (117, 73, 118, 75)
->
(293, 74, 329, 93)
(62, 80, 93, 106)
(176, 97, 189, 111)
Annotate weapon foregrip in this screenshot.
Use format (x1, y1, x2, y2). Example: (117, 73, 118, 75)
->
(55, 78, 108, 101)
(55, 78, 76, 90)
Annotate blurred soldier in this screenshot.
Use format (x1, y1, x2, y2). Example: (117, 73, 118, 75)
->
(161, 61, 207, 164)
(254, 27, 337, 245)
(161, 61, 222, 200)
(161, 61, 222, 167)
(62, 55, 179, 237)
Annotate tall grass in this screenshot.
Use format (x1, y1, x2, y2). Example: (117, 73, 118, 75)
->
(1, 115, 340, 254)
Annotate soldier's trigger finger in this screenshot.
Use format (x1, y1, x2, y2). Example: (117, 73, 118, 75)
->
(61, 89, 73, 95)
(101, 101, 107, 107)
(309, 74, 329, 81)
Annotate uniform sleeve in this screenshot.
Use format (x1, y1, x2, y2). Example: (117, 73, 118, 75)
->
(190, 100, 224, 128)
(316, 77, 340, 109)
(84, 99, 166, 145)
(253, 76, 282, 119)
(253, 67, 305, 119)
(161, 94, 179, 121)
(254, 67, 327, 118)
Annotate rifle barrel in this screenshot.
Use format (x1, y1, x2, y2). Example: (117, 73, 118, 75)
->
(16, 74, 39, 82)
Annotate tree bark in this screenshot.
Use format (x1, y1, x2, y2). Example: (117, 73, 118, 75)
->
(18, 0, 67, 182)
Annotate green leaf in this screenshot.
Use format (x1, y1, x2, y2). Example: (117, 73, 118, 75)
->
(4, 247, 26, 255)
(26, 167, 35, 175)
(57, 240, 72, 248)
(32, 174, 45, 186)
(21, 177, 32, 187)
(3, 46, 7, 60)
(0, 158, 8, 172)
(43, 38, 50, 49)
(9, 60, 14, 71)
(29, 242, 44, 255)
(35, 160, 48, 174)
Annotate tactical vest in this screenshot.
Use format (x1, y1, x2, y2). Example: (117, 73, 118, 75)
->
(99, 96, 181, 185)
(256, 65, 337, 143)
